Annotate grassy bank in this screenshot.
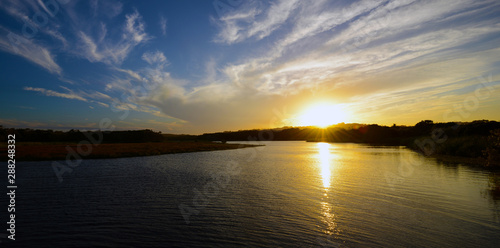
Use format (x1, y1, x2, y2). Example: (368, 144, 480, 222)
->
(0, 141, 260, 162)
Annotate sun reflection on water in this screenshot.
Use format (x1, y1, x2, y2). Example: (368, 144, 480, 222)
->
(321, 202, 337, 235)
(318, 142, 332, 189)
(316, 142, 341, 240)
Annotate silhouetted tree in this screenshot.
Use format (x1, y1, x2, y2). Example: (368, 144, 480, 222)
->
(483, 129, 500, 167)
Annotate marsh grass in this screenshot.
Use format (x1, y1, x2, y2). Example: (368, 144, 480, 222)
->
(0, 141, 260, 161)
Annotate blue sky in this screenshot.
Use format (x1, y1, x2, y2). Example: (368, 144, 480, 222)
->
(1, 0, 500, 134)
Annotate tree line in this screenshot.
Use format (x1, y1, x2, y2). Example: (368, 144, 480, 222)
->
(1, 120, 499, 166)
(199, 120, 500, 164)
(0, 127, 163, 143)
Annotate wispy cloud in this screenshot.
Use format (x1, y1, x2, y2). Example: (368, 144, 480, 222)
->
(159, 15, 167, 36)
(0, 0, 42, 22)
(45, 27, 69, 48)
(23, 86, 114, 109)
(75, 9, 151, 65)
(4, 0, 500, 132)
(210, 0, 500, 98)
(0, 118, 48, 128)
(124, 10, 150, 43)
(214, 0, 301, 44)
(0, 1, 149, 71)
(0, 27, 62, 74)
(0, 118, 104, 130)
(87, 0, 123, 19)
(0, 0, 67, 74)
(142, 50, 167, 66)
(23, 86, 87, 101)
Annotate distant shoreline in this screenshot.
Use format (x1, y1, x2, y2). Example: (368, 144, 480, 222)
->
(0, 141, 261, 162)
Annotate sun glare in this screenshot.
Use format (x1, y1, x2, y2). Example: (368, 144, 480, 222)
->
(298, 103, 347, 128)
(318, 142, 331, 188)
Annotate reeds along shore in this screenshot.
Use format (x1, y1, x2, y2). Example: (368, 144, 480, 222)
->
(0, 141, 260, 161)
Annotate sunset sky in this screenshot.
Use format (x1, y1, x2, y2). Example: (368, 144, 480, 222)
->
(1, 0, 499, 134)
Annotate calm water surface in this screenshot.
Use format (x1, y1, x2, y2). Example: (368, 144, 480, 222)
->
(6, 141, 500, 247)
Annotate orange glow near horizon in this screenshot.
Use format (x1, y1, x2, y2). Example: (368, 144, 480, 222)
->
(297, 102, 348, 128)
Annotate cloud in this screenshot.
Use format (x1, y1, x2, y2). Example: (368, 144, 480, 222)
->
(209, 0, 500, 98)
(0, 118, 103, 130)
(142, 50, 167, 65)
(156, 0, 497, 130)
(124, 10, 149, 43)
(0, 27, 62, 74)
(246, 0, 300, 40)
(214, 0, 301, 44)
(23, 86, 87, 101)
(14, 0, 492, 132)
(80, 90, 112, 101)
(326, 0, 493, 50)
(103, 0, 123, 18)
(113, 67, 144, 82)
(0, 0, 68, 74)
(0, 0, 42, 22)
(5, 0, 500, 133)
(159, 15, 167, 36)
(0, 118, 48, 128)
(0, 1, 147, 71)
(279, 0, 384, 50)
(88, 0, 123, 18)
(77, 31, 104, 63)
(45, 27, 69, 48)
(75, 9, 152, 65)
(23, 86, 114, 109)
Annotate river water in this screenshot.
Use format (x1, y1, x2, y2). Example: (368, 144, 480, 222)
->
(5, 141, 500, 247)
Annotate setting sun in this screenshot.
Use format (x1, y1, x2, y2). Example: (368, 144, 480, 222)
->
(298, 103, 347, 128)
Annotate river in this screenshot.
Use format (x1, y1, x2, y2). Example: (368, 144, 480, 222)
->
(6, 141, 500, 247)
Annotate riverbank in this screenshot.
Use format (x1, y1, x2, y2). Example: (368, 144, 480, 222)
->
(0, 141, 261, 161)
